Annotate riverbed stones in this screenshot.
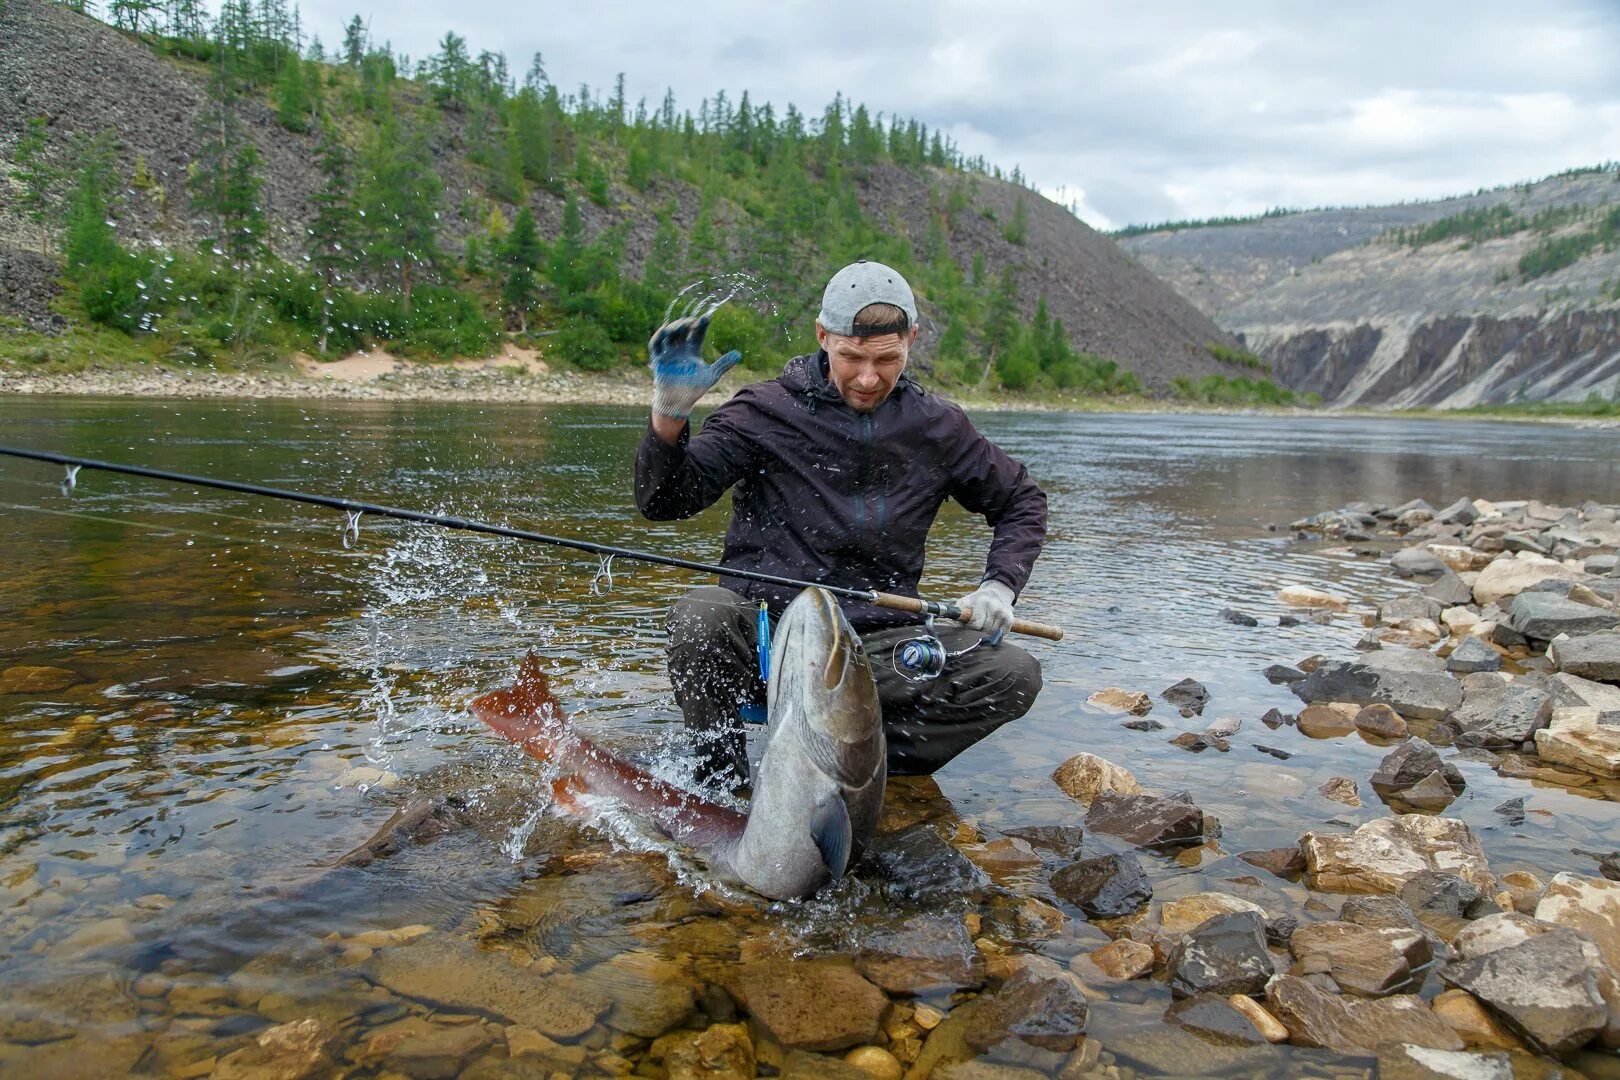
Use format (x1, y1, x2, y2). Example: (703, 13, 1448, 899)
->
(1050, 853, 1152, 918)
(1355, 703, 1409, 739)
(1264, 975, 1463, 1053)
(1237, 847, 1307, 877)
(961, 964, 1088, 1053)
(1159, 893, 1265, 937)
(1288, 921, 1419, 997)
(1279, 585, 1349, 610)
(1534, 873, 1620, 973)
(1375, 1044, 1512, 1080)
(1162, 678, 1210, 716)
(1430, 989, 1522, 1051)
(1221, 607, 1259, 627)
(1534, 708, 1620, 778)
(1444, 683, 1552, 749)
(1318, 777, 1362, 806)
(1163, 993, 1269, 1045)
(1083, 790, 1209, 850)
(870, 823, 989, 903)
(374, 1019, 494, 1079)
(1166, 911, 1273, 998)
(1086, 939, 1155, 980)
(1049, 753, 1142, 806)
(1472, 556, 1582, 607)
(1507, 592, 1620, 642)
(1301, 815, 1493, 895)
(213, 1018, 340, 1080)
(1425, 573, 1478, 608)
(1439, 929, 1610, 1055)
(0, 665, 83, 694)
(1381, 594, 1446, 625)
(857, 915, 983, 996)
(1292, 660, 1463, 721)
(1551, 631, 1620, 682)
(655, 1022, 755, 1080)
(1370, 738, 1466, 796)
(365, 935, 610, 1038)
(1086, 687, 1152, 715)
(1447, 636, 1503, 675)
(581, 950, 698, 1038)
(726, 959, 887, 1052)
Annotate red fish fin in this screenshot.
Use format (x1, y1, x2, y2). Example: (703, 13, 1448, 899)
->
(550, 775, 588, 816)
(470, 652, 567, 760)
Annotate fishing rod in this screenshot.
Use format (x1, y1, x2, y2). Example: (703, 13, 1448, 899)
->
(0, 446, 1064, 641)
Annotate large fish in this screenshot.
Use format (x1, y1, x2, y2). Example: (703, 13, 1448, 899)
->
(470, 587, 886, 900)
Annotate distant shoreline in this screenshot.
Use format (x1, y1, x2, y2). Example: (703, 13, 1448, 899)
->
(2, 363, 1616, 426)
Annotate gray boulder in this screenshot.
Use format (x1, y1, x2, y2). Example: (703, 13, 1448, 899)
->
(1550, 631, 1620, 683)
(1379, 593, 1444, 624)
(1391, 547, 1448, 578)
(1446, 637, 1501, 675)
(1507, 592, 1620, 642)
(1439, 928, 1609, 1056)
(1084, 790, 1209, 850)
(1435, 498, 1480, 526)
(1292, 661, 1463, 721)
(1423, 573, 1476, 607)
(1369, 739, 1465, 794)
(1444, 683, 1553, 749)
(1166, 910, 1273, 999)
(1050, 853, 1152, 919)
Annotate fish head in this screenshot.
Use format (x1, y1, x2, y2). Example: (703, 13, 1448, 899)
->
(768, 587, 882, 753)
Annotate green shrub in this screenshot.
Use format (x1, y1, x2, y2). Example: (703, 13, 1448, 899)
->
(555, 319, 619, 370)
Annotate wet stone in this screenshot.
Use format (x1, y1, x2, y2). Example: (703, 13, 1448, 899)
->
(1265, 974, 1463, 1054)
(726, 959, 887, 1053)
(1319, 777, 1362, 806)
(1301, 815, 1494, 895)
(1237, 847, 1306, 877)
(1376, 1044, 1512, 1080)
(1370, 738, 1466, 795)
(1120, 716, 1165, 732)
(962, 965, 1088, 1054)
(1259, 708, 1295, 729)
(657, 1022, 754, 1080)
(1252, 744, 1293, 759)
(1165, 910, 1273, 999)
(1339, 895, 1423, 934)
(1393, 548, 1449, 578)
(1050, 852, 1152, 919)
(1159, 893, 1264, 937)
(1263, 664, 1306, 684)
(1445, 683, 1552, 749)
(1000, 825, 1085, 861)
(1401, 871, 1497, 928)
(1221, 608, 1259, 627)
(857, 914, 984, 996)
(1297, 704, 1357, 738)
(1292, 660, 1463, 721)
(1162, 677, 1210, 716)
(1049, 753, 1141, 806)
(1086, 938, 1154, 981)
(1430, 989, 1522, 1051)
(1439, 928, 1610, 1056)
(1084, 790, 1209, 850)
(1163, 993, 1268, 1046)
(1288, 921, 1417, 997)
(1086, 687, 1152, 715)
(0, 665, 83, 694)
(1448, 636, 1503, 675)
(1534, 872, 1620, 973)
(870, 824, 989, 904)
(1355, 703, 1409, 739)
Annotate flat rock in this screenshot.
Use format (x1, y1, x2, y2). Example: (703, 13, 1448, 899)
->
(1534, 707, 1620, 779)
(1265, 974, 1463, 1054)
(1297, 704, 1356, 738)
(1279, 584, 1350, 609)
(1159, 893, 1265, 936)
(1439, 929, 1609, 1056)
(1166, 910, 1273, 998)
(1381, 594, 1446, 625)
(1050, 753, 1142, 806)
(1507, 592, 1620, 642)
(1086, 939, 1155, 980)
(1121, 716, 1165, 731)
(1431, 989, 1523, 1051)
(1546, 672, 1620, 714)
(1375, 1044, 1511, 1080)
(1472, 556, 1582, 607)
(657, 1023, 754, 1080)
(1393, 548, 1449, 578)
(1163, 993, 1268, 1046)
(959, 837, 1043, 877)
(1000, 825, 1085, 860)
(1086, 687, 1152, 715)
(1446, 683, 1552, 749)
(1084, 790, 1209, 850)
(1447, 637, 1503, 675)
(1534, 873, 1620, 974)
(1050, 852, 1152, 918)
(1355, 703, 1409, 739)
(1263, 664, 1305, 684)
(1550, 631, 1620, 683)
(1425, 573, 1478, 607)
(365, 935, 610, 1039)
(375, 1020, 492, 1080)
(0, 665, 83, 694)
(1292, 660, 1463, 720)
(726, 959, 887, 1052)
(1288, 921, 1417, 997)
(1301, 815, 1494, 895)
(1339, 895, 1424, 933)
(213, 1018, 339, 1080)
(580, 950, 698, 1038)
(1395, 770, 1460, 813)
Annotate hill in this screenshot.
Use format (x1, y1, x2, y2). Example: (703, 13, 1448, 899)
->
(0, 0, 1246, 399)
(1119, 168, 1620, 407)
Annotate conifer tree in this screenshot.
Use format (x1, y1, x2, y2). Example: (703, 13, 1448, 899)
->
(355, 113, 442, 311)
(307, 119, 352, 350)
(274, 51, 310, 130)
(501, 205, 542, 331)
(642, 201, 683, 297)
(11, 116, 57, 255)
(341, 15, 365, 64)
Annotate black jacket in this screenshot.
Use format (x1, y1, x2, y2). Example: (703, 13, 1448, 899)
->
(635, 351, 1047, 630)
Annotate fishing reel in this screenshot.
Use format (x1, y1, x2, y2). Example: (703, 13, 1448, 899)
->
(892, 616, 980, 683)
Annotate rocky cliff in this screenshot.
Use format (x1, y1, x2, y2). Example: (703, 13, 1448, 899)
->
(1121, 171, 1620, 407)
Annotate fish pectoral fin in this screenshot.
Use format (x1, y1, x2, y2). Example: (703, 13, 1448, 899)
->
(810, 794, 853, 879)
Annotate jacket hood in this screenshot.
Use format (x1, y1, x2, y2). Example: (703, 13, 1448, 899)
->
(780, 350, 922, 405)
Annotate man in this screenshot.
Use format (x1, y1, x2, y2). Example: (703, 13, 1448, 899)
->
(635, 260, 1046, 786)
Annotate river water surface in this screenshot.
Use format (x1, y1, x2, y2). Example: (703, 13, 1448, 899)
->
(1, 399, 1618, 1078)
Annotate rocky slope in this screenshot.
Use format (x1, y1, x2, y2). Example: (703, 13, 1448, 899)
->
(1120, 171, 1620, 407)
(0, 0, 1236, 387)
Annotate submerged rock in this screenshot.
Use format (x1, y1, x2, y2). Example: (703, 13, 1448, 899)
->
(869, 824, 990, 903)
(1264, 975, 1463, 1054)
(726, 959, 887, 1052)
(1354, 703, 1409, 739)
(1166, 910, 1273, 998)
(1162, 678, 1211, 716)
(1369, 739, 1466, 799)
(213, 1018, 339, 1080)
(857, 915, 984, 996)
(1163, 993, 1269, 1045)
(1050, 853, 1152, 919)
(962, 964, 1088, 1053)
(1086, 687, 1153, 715)
(1288, 921, 1419, 997)
(1050, 753, 1142, 806)
(1318, 777, 1362, 807)
(1263, 664, 1305, 684)
(1084, 790, 1209, 850)
(1301, 815, 1494, 895)
(1159, 893, 1265, 936)
(1086, 938, 1155, 981)
(1221, 608, 1259, 627)
(1237, 847, 1306, 877)
(1292, 660, 1463, 721)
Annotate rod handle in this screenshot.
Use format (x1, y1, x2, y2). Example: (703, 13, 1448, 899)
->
(872, 592, 1065, 642)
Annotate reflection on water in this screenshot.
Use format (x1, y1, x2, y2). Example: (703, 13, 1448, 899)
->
(1, 399, 1617, 1077)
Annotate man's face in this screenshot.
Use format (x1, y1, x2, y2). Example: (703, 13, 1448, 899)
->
(816, 323, 920, 412)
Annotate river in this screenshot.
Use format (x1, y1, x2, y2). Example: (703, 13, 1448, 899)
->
(2, 398, 1617, 1077)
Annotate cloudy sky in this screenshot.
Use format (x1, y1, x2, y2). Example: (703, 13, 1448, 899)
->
(297, 0, 1620, 230)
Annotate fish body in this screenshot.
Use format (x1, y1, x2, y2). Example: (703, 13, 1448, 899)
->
(470, 587, 885, 900)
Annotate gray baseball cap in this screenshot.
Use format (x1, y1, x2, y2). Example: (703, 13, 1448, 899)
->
(817, 260, 918, 337)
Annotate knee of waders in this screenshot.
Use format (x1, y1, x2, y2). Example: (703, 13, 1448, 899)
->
(666, 586, 747, 646)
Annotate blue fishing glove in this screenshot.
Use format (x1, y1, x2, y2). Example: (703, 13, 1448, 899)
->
(649, 315, 743, 421)
(956, 580, 1016, 645)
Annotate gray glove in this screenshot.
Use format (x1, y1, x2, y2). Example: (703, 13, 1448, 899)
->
(956, 580, 1016, 645)
(649, 315, 742, 421)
